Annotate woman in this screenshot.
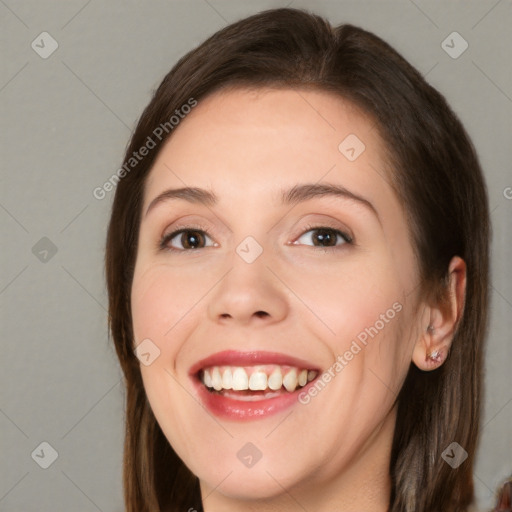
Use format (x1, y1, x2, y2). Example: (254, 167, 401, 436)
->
(105, 7, 492, 512)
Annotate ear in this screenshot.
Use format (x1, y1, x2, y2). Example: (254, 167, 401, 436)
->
(412, 256, 466, 371)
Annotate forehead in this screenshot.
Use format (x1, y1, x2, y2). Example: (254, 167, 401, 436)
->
(144, 87, 393, 205)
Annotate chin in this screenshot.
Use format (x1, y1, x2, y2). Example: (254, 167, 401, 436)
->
(199, 465, 303, 501)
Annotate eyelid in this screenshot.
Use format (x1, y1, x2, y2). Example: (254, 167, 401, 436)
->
(162, 221, 212, 237)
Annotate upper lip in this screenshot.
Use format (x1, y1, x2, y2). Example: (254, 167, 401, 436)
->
(189, 350, 321, 377)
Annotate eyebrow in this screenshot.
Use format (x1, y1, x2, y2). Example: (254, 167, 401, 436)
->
(144, 182, 379, 221)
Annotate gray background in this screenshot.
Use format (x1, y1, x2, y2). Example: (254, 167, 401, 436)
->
(1, 1, 511, 510)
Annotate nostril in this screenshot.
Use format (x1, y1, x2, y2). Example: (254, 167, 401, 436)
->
(255, 311, 269, 318)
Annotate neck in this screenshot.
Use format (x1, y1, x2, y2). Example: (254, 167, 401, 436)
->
(200, 406, 396, 512)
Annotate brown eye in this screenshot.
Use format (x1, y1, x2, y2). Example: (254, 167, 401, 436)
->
(296, 226, 352, 248)
(178, 230, 205, 249)
(160, 229, 214, 251)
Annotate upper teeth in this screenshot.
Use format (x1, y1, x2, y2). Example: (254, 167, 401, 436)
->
(201, 365, 317, 393)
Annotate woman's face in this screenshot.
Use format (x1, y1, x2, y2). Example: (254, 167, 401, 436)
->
(131, 88, 426, 504)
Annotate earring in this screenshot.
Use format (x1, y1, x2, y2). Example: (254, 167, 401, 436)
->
(427, 325, 434, 333)
(427, 349, 443, 363)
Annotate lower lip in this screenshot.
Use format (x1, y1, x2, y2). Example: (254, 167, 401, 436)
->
(194, 378, 315, 420)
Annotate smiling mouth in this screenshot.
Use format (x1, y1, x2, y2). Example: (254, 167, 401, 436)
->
(199, 364, 318, 401)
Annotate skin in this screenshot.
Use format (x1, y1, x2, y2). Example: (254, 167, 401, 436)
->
(130, 87, 466, 511)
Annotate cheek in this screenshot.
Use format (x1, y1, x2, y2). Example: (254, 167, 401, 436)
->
(131, 264, 205, 348)
(301, 258, 412, 399)
(295, 255, 404, 343)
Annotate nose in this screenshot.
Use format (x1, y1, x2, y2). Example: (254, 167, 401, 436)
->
(206, 249, 289, 327)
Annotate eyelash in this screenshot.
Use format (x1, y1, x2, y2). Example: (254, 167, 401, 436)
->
(158, 223, 353, 253)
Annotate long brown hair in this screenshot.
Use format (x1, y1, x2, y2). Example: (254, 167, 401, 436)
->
(105, 8, 490, 511)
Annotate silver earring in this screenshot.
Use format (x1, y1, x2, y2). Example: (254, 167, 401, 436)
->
(427, 325, 434, 333)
